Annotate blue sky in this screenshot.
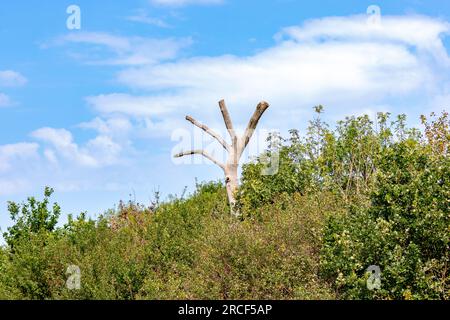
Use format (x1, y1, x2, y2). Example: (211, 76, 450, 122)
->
(1, 0, 450, 236)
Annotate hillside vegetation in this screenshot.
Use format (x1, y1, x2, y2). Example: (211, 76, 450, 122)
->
(0, 109, 448, 300)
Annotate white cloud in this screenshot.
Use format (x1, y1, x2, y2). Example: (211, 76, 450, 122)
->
(278, 15, 448, 45)
(86, 93, 193, 117)
(86, 135, 123, 164)
(0, 70, 27, 107)
(0, 93, 13, 107)
(277, 15, 450, 65)
(0, 143, 39, 172)
(79, 111, 186, 139)
(83, 15, 449, 135)
(31, 127, 122, 167)
(69, 18, 446, 135)
(0, 179, 31, 196)
(117, 42, 423, 97)
(32, 128, 95, 166)
(127, 12, 170, 28)
(427, 91, 450, 114)
(4, 13, 450, 200)
(0, 70, 27, 87)
(53, 32, 192, 66)
(150, 0, 223, 7)
(78, 116, 133, 137)
(43, 149, 57, 164)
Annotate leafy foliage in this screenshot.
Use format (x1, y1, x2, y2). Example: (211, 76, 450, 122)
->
(3, 187, 61, 249)
(321, 140, 449, 299)
(186, 192, 338, 300)
(0, 110, 448, 300)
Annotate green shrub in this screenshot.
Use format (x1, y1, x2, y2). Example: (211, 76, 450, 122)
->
(0, 247, 22, 299)
(1, 111, 448, 301)
(321, 140, 450, 299)
(3, 187, 61, 250)
(238, 110, 417, 214)
(185, 192, 340, 300)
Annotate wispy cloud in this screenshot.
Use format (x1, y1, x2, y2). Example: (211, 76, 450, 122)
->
(0, 179, 31, 197)
(0, 70, 27, 107)
(0, 143, 39, 173)
(31, 127, 123, 168)
(0, 70, 27, 87)
(0, 93, 13, 107)
(86, 93, 186, 117)
(150, 0, 224, 7)
(83, 96, 188, 137)
(83, 15, 449, 134)
(277, 15, 450, 65)
(50, 32, 192, 66)
(126, 11, 171, 28)
(78, 116, 133, 138)
(5, 13, 450, 200)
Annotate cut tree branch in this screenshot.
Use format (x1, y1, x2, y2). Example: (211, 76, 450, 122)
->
(174, 99, 270, 216)
(242, 101, 270, 149)
(174, 150, 226, 171)
(219, 99, 236, 141)
(185, 115, 230, 151)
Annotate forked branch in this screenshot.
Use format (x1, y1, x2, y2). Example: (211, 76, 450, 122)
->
(242, 101, 270, 148)
(174, 150, 226, 171)
(219, 99, 237, 142)
(174, 99, 270, 216)
(185, 115, 230, 151)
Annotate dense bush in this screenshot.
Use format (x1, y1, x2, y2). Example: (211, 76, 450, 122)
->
(184, 192, 340, 300)
(0, 183, 337, 300)
(3, 187, 61, 250)
(0, 110, 448, 300)
(321, 140, 449, 299)
(0, 182, 229, 300)
(239, 110, 420, 213)
(239, 109, 448, 299)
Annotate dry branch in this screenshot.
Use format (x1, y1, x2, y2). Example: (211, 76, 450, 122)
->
(185, 115, 230, 151)
(242, 101, 270, 149)
(219, 99, 236, 141)
(174, 149, 225, 171)
(174, 99, 270, 216)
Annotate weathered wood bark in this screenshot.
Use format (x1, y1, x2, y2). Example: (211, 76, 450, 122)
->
(174, 99, 270, 216)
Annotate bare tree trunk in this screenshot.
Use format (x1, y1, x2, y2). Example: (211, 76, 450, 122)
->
(174, 99, 269, 216)
(224, 164, 239, 215)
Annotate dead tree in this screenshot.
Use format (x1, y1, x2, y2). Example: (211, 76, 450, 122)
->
(174, 99, 270, 216)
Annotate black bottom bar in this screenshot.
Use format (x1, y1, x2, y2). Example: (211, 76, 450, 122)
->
(0, 300, 446, 319)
